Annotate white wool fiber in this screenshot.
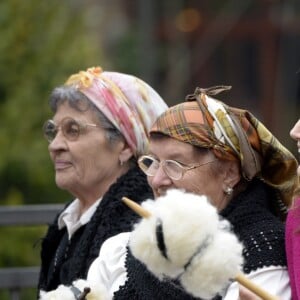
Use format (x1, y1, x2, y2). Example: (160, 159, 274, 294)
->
(129, 189, 244, 299)
(180, 230, 243, 299)
(130, 189, 219, 277)
(39, 279, 110, 300)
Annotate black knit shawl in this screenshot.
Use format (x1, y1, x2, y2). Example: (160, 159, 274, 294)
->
(38, 166, 152, 292)
(114, 179, 286, 300)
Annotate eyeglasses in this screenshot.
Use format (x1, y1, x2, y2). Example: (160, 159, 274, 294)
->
(138, 155, 216, 181)
(43, 117, 100, 142)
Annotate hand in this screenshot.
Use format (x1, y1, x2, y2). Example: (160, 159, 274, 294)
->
(239, 286, 263, 300)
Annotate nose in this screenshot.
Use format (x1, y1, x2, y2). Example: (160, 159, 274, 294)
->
(148, 165, 172, 191)
(290, 120, 300, 141)
(48, 130, 68, 152)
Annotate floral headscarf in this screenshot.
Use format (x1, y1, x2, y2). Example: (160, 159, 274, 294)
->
(150, 86, 298, 208)
(65, 67, 168, 157)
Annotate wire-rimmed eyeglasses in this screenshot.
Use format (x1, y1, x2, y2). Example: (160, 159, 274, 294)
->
(43, 117, 100, 142)
(138, 155, 216, 181)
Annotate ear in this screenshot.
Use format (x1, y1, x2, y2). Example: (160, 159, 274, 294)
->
(118, 141, 134, 164)
(222, 160, 241, 190)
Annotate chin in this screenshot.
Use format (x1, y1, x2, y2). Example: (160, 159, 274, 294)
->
(55, 177, 73, 191)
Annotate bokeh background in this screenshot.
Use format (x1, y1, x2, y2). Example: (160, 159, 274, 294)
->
(0, 0, 299, 298)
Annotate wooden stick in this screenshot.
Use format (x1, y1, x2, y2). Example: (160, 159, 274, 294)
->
(122, 196, 280, 300)
(122, 197, 151, 218)
(235, 273, 279, 300)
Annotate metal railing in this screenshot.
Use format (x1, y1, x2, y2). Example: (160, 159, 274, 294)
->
(0, 204, 64, 300)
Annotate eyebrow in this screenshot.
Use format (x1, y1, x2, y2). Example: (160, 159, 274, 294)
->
(148, 152, 192, 164)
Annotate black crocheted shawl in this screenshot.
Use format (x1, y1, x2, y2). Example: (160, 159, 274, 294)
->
(114, 179, 286, 300)
(38, 166, 153, 292)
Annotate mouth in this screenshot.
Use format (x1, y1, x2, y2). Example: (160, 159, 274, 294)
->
(54, 160, 72, 170)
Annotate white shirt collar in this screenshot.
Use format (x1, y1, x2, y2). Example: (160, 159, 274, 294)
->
(58, 198, 101, 239)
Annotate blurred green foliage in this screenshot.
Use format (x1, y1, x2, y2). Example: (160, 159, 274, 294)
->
(0, 226, 45, 267)
(0, 0, 105, 298)
(0, 0, 102, 205)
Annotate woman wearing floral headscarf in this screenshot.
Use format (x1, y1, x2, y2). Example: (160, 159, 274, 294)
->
(40, 86, 297, 300)
(37, 66, 168, 295)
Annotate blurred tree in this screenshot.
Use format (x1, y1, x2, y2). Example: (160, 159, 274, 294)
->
(0, 0, 103, 206)
(0, 1, 104, 298)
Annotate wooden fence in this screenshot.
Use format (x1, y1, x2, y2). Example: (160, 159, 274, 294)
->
(0, 204, 63, 300)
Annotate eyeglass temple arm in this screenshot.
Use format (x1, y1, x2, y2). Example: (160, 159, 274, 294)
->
(121, 197, 279, 300)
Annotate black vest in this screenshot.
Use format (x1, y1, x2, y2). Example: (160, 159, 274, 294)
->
(38, 166, 152, 292)
(114, 179, 287, 299)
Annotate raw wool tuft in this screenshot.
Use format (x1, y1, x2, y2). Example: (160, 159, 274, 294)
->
(130, 189, 219, 278)
(180, 228, 243, 299)
(129, 188, 244, 299)
(39, 279, 110, 300)
(39, 285, 76, 300)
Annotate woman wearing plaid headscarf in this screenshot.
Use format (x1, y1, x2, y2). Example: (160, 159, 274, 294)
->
(129, 86, 296, 299)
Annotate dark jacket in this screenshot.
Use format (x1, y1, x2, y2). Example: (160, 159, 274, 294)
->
(38, 166, 152, 292)
(114, 179, 286, 299)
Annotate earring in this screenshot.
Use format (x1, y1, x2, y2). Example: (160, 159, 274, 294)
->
(224, 186, 233, 195)
(119, 159, 123, 166)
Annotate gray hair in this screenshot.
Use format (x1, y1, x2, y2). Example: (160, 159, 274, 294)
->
(49, 85, 137, 167)
(49, 85, 123, 145)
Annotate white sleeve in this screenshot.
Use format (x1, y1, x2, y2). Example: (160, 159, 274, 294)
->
(87, 232, 130, 298)
(223, 266, 291, 300)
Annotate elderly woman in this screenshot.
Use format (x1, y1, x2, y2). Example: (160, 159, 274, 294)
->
(37, 66, 168, 293)
(40, 87, 297, 300)
(125, 87, 297, 299)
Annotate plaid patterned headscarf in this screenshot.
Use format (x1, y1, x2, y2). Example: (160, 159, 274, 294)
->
(150, 86, 298, 208)
(65, 66, 168, 157)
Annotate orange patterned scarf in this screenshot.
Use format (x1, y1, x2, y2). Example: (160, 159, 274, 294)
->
(151, 86, 298, 208)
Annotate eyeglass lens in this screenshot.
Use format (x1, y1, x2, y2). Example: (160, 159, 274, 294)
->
(43, 118, 81, 142)
(139, 156, 184, 180)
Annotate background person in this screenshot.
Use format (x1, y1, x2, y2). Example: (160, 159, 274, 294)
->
(37, 66, 168, 293)
(285, 118, 300, 300)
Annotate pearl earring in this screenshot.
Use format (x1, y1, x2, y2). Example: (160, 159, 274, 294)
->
(224, 186, 233, 195)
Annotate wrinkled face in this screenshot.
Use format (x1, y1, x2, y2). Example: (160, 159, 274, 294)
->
(147, 136, 233, 210)
(290, 119, 300, 175)
(48, 102, 125, 200)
